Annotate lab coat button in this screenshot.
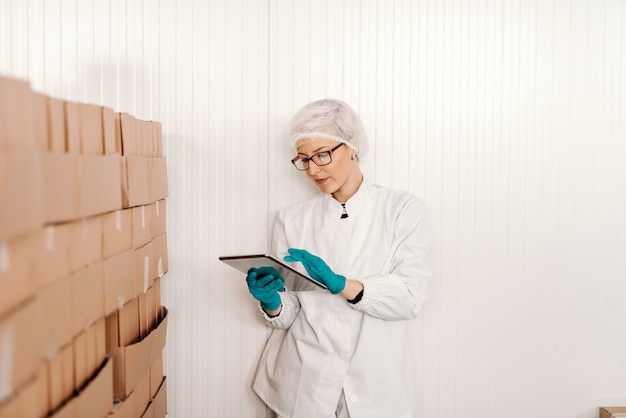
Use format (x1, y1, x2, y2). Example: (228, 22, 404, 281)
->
(350, 395, 359, 402)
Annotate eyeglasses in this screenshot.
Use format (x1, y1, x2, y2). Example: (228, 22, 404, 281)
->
(291, 143, 344, 171)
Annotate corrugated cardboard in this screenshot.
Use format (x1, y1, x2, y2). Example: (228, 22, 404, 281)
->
(103, 250, 135, 315)
(79, 103, 104, 155)
(152, 377, 167, 418)
(70, 262, 104, 337)
(108, 308, 168, 399)
(106, 298, 140, 350)
(150, 200, 166, 239)
(0, 151, 44, 241)
(107, 390, 136, 418)
(102, 209, 132, 259)
(46, 341, 74, 412)
(46, 97, 66, 153)
(32, 91, 49, 152)
(134, 242, 155, 295)
(0, 370, 46, 418)
(154, 121, 163, 157)
(120, 156, 151, 208)
(0, 233, 34, 319)
(152, 233, 168, 280)
(68, 216, 102, 273)
(102, 106, 117, 155)
(149, 351, 163, 399)
(79, 154, 123, 218)
(0, 298, 44, 404)
(64, 101, 81, 155)
(49, 357, 114, 418)
(138, 285, 157, 340)
(601, 407, 626, 418)
(0, 77, 35, 152)
(134, 368, 151, 418)
(150, 157, 169, 203)
(38, 277, 72, 355)
(132, 205, 152, 249)
(41, 153, 80, 223)
(31, 224, 71, 289)
(119, 113, 137, 157)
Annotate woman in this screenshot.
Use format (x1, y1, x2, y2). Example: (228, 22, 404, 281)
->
(246, 99, 432, 418)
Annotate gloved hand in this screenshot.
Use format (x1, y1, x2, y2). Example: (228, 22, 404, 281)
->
(246, 266, 284, 311)
(284, 248, 346, 294)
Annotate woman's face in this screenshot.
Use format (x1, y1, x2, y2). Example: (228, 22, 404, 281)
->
(295, 138, 362, 202)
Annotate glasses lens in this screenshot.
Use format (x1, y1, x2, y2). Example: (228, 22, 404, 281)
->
(312, 151, 332, 166)
(292, 158, 307, 170)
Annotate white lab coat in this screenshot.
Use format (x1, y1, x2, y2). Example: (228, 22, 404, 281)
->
(253, 179, 432, 418)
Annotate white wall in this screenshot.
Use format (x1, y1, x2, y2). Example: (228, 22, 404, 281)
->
(2, 0, 625, 417)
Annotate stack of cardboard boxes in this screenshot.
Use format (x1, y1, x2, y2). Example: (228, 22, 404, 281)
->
(0, 75, 169, 418)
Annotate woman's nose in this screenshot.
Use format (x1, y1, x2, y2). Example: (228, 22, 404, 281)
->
(306, 162, 320, 175)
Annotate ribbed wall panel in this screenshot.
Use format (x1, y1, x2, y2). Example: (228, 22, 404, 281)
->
(1, 0, 625, 417)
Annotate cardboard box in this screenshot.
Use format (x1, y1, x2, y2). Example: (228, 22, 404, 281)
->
(38, 277, 72, 355)
(32, 91, 49, 152)
(0, 233, 34, 319)
(120, 156, 151, 208)
(151, 377, 167, 418)
(106, 298, 140, 349)
(138, 285, 157, 339)
(149, 351, 163, 399)
(102, 106, 117, 155)
(46, 341, 74, 412)
(41, 153, 80, 223)
(0, 298, 44, 403)
(134, 368, 151, 418)
(108, 308, 168, 399)
(134, 242, 154, 295)
(31, 224, 71, 289)
(79, 103, 104, 155)
(68, 216, 102, 273)
(107, 390, 136, 418)
(47, 97, 66, 153)
(150, 157, 169, 203)
(601, 407, 626, 418)
(154, 121, 164, 157)
(79, 154, 123, 218)
(0, 370, 46, 418)
(64, 101, 81, 155)
(152, 233, 168, 280)
(71, 262, 104, 337)
(103, 250, 135, 315)
(119, 113, 137, 157)
(102, 209, 132, 259)
(73, 318, 105, 393)
(132, 205, 152, 249)
(0, 151, 44, 241)
(0, 77, 35, 151)
(150, 200, 166, 239)
(49, 357, 113, 418)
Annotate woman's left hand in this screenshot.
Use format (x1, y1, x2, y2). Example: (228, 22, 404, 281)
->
(284, 248, 346, 294)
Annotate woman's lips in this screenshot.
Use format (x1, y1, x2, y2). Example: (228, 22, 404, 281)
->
(315, 178, 328, 185)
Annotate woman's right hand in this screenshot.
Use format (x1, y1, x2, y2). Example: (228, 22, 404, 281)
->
(246, 267, 284, 312)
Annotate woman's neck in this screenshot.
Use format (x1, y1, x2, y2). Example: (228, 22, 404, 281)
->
(332, 173, 363, 203)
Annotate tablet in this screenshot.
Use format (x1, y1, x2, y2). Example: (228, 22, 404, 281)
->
(219, 254, 328, 290)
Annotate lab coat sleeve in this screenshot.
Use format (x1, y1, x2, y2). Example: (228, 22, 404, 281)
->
(257, 291, 301, 329)
(350, 198, 432, 321)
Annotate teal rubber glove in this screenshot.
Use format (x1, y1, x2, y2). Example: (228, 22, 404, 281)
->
(284, 248, 346, 294)
(246, 266, 284, 311)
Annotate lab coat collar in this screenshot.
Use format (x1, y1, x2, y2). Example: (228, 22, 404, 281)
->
(325, 177, 370, 219)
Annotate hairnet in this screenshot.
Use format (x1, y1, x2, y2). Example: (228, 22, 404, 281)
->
(287, 99, 369, 157)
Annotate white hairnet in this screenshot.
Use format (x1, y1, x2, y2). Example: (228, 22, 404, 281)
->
(287, 99, 369, 157)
